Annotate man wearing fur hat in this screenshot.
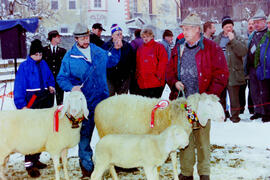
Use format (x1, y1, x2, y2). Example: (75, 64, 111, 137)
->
(214, 16, 247, 123)
(245, 9, 268, 121)
(253, 14, 270, 122)
(102, 24, 136, 96)
(57, 23, 122, 178)
(166, 13, 229, 180)
(43, 30, 66, 105)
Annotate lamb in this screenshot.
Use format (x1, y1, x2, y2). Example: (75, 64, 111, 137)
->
(91, 125, 189, 180)
(94, 93, 225, 180)
(0, 91, 89, 180)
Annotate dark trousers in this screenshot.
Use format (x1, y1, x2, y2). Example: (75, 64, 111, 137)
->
(138, 86, 164, 98)
(108, 78, 130, 96)
(55, 83, 64, 105)
(249, 68, 263, 114)
(228, 85, 241, 121)
(259, 79, 270, 116)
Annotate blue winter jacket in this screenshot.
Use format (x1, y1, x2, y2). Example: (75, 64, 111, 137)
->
(57, 43, 120, 110)
(256, 32, 270, 80)
(14, 56, 55, 109)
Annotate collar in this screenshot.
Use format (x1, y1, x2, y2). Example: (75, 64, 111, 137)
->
(65, 112, 84, 129)
(182, 33, 204, 50)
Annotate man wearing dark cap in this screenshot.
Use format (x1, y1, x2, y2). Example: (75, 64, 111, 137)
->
(43, 30, 66, 105)
(14, 39, 55, 178)
(245, 9, 268, 120)
(57, 23, 122, 178)
(214, 16, 247, 123)
(90, 23, 105, 47)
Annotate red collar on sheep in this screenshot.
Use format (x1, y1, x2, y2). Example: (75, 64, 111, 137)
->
(151, 100, 169, 128)
(180, 103, 200, 129)
(53, 105, 84, 132)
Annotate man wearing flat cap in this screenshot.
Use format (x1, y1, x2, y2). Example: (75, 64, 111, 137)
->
(90, 23, 105, 47)
(43, 30, 66, 105)
(166, 13, 228, 180)
(245, 8, 268, 121)
(57, 23, 122, 178)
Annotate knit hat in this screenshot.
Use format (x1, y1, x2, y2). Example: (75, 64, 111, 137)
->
(180, 13, 202, 27)
(111, 24, 122, 34)
(92, 23, 106, 31)
(267, 14, 270, 23)
(251, 9, 266, 20)
(48, 30, 61, 41)
(29, 39, 43, 55)
(222, 16, 234, 28)
(73, 23, 89, 37)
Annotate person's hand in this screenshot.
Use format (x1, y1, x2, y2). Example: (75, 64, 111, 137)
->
(49, 86, 55, 94)
(228, 32, 234, 41)
(114, 38, 123, 49)
(22, 106, 28, 109)
(71, 86, 81, 92)
(175, 81, 184, 91)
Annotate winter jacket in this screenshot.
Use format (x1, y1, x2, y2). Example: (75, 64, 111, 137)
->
(166, 36, 229, 100)
(256, 31, 270, 80)
(161, 39, 172, 60)
(102, 39, 136, 88)
(214, 32, 247, 86)
(14, 56, 55, 109)
(90, 33, 104, 47)
(136, 39, 168, 89)
(130, 37, 144, 52)
(57, 43, 120, 110)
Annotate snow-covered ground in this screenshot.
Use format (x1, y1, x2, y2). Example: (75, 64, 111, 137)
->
(1, 81, 270, 180)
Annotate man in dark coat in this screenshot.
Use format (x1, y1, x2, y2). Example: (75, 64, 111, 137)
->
(90, 23, 105, 47)
(102, 24, 136, 95)
(43, 30, 66, 105)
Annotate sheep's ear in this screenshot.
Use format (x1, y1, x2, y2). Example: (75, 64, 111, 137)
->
(81, 95, 89, 119)
(60, 94, 70, 119)
(196, 100, 208, 127)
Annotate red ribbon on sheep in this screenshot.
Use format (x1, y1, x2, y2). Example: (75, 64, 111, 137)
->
(151, 100, 169, 128)
(54, 105, 64, 132)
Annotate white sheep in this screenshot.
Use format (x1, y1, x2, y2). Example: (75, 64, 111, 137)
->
(94, 93, 225, 180)
(0, 91, 89, 180)
(91, 125, 189, 180)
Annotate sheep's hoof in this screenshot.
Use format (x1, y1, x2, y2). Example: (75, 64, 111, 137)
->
(26, 167, 41, 178)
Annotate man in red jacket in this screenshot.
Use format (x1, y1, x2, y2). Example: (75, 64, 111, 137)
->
(166, 13, 228, 180)
(136, 28, 168, 98)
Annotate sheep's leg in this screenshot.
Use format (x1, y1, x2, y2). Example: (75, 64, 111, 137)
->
(91, 163, 108, 180)
(61, 149, 69, 180)
(170, 151, 179, 180)
(109, 165, 119, 180)
(52, 155, 61, 180)
(0, 151, 9, 180)
(144, 166, 159, 180)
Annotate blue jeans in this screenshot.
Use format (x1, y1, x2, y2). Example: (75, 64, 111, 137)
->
(78, 110, 95, 172)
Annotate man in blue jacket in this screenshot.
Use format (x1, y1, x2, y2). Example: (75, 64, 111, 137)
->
(57, 23, 122, 178)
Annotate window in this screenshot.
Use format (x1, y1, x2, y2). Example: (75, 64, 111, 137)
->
(51, 0, 58, 10)
(60, 27, 68, 33)
(149, 0, 152, 14)
(69, 0, 76, 9)
(94, 0, 101, 8)
(134, 0, 137, 12)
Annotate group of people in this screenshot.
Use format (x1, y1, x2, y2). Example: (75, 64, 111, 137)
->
(12, 8, 270, 180)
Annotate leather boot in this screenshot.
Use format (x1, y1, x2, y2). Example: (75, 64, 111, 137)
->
(26, 166, 41, 178)
(79, 160, 92, 178)
(200, 175, 210, 180)
(178, 173, 194, 180)
(34, 161, 47, 169)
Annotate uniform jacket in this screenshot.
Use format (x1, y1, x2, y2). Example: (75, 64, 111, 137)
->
(256, 31, 270, 80)
(166, 37, 229, 100)
(43, 45, 66, 79)
(14, 56, 55, 109)
(136, 39, 168, 89)
(214, 32, 247, 86)
(102, 39, 136, 88)
(57, 43, 120, 110)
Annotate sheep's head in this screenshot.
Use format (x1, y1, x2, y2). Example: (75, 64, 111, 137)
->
(165, 125, 189, 151)
(60, 91, 89, 127)
(193, 93, 225, 126)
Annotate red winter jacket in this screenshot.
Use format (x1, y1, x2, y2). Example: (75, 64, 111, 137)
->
(136, 39, 168, 89)
(166, 37, 229, 100)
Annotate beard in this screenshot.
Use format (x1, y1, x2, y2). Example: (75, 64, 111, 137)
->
(77, 43, 89, 49)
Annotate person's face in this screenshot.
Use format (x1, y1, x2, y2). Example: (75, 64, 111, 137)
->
(52, 35, 61, 44)
(112, 30, 123, 41)
(31, 52, 42, 61)
(182, 25, 200, 42)
(248, 19, 254, 33)
(223, 24, 234, 35)
(76, 36, 90, 49)
(268, 21, 270, 31)
(141, 34, 153, 44)
(210, 24, 216, 35)
(92, 28, 102, 37)
(254, 19, 266, 31)
(164, 36, 174, 44)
